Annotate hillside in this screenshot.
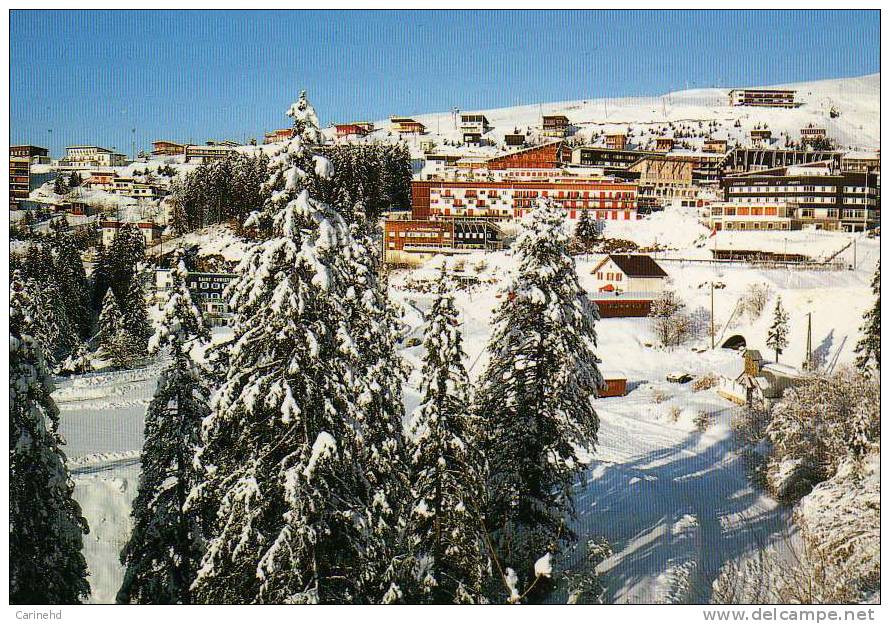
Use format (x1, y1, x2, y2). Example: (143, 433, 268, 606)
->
(313, 73, 879, 157)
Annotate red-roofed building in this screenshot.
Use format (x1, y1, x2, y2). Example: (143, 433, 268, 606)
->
(335, 123, 372, 139)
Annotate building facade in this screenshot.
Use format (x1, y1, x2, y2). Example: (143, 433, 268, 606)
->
(721, 165, 880, 232)
(151, 141, 186, 156)
(390, 117, 426, 135)
(728, 89, 799, 108)
(542, 115, 571, 138)
(184, 144, 234, 163)
(591, 254, 668, 293)
(420, 178, 638, 222)
(62, 145, 128, 169)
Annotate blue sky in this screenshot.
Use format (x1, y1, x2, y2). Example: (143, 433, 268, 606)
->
(10, 10, 879, 158)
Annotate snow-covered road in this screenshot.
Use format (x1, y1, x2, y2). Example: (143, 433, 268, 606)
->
(574, 390, 788, 603)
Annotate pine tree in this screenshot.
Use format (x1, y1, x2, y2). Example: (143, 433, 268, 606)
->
(10, 279, 90, 604)
(52, 232, 93, 339)
(475, 201, 602, 602)
(119, 272, 152, 361)
(53, 174, 69, 196)
(14, 271, 78, 371)
(855, 263, 880, 374)
(766, 297, 790, 363)
(575, 210, 602, 250)
(405, 263, 488, 604)
(118, 250, 210, 604)
(97, 289, 128, 368)
(191, 92, 404, 604)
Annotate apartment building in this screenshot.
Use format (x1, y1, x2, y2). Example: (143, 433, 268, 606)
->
(728, 89, 799, 108)
(84, 173, 167, 200)
(605, 133, 628, 150)
(720, 148, 843, 175)
(570, 146, 660, 171)
(184, 144, 234, 163)
(61, 145, 128, 169)
(542, 115, 571, 138)
(708, 201, 799, 231)
(420, 178, 638, 222)
(721, 164, 879, 232)
(628, 155, 699, 206)
(655, 137, 675, 152)
(486, 142, 566, 170)
(382, 217, 502, 265)
(152, 140, 186, 156)
(460, 113, 491, 134)
(749, 128, 773, 148)
(10, 145, 50, 164)
(842, 152, 880, 173)
(10, 156, 30, 209)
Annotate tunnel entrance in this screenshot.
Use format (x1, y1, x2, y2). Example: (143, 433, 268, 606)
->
(722, 335, 747, 350)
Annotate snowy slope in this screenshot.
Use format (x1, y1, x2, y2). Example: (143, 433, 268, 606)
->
(318, 73, 879, 155)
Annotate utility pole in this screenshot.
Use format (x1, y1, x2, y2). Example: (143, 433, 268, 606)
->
(853, 237, 857, 270)
(710, 281, 715, 349)
(804, 312, 813, 370)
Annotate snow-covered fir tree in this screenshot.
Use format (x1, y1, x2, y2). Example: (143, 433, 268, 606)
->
(854, 262, 880, 374)
(474, 200, 603, 602)
(119, 269, 152, 360)
(117, 250, 211, 604)
(766, 297, 790, 363)
(53, 173, 70, 196)
(334, 206, 411, 599)
(52, 231, 93, 339)
(13, 271, 78, 371)
(190, 91, 406, 604)
(404, 261, 488, 604)
(97, 288, 128, 368)
(10, 279, 90, 604)
(574, 210, 603, 249)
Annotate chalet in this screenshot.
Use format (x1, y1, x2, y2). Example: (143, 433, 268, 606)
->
(390, 116, 426, 135)
(655, 137, 675, 152)
(504, 132, 526, 147)
(749, 128, 773, 148)
(591, 254, 668, 294)
(463, 132, 485, 147)
(605, 133, 628, 151)
(335, 123, 372, 139)
(729, 89, 799, 108)
(151, 140, 186, 156)
(263, 128, 294, 144)
(542, 115, 571, 138)
(703, 139, 728, 154)
(460, 113, 491, 134)
(100, 219, 163, 246)
(184, 144, 234, 163)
